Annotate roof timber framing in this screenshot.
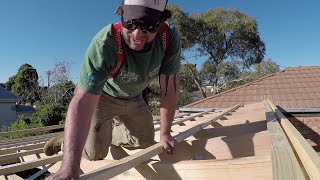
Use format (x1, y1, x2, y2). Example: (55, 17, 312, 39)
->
(0, 105, 239, 178)
(0, 142, 45, 155)
(2, 100, 318, 179)
(153, 112, 191, 123)
(0, 154, 62, 176)
(0, 133, 62, 149)
(0, 148, 43, 163)
(80, 105, 240, 179)
(154, 109, 217, 131)
(264, 101, 305, 179)
(267, 99, 320, 179)
(0, 124, 64, 138)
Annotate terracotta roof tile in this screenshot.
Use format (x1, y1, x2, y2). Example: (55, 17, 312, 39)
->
(185, 66, 320, 109)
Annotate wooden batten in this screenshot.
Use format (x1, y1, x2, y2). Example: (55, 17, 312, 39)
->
(154, 109, 216, 131)
(264, 101, 306, 179)
(0, 143, 45, 156)
(0, 154, 62, 176)
(153, 113, 191, 125)
(0, 148, 43, 163)
(0, 124, 64, 138)
(0, 133, 61, 149)
(267, 100, 320, 180)
(0, 149, 20, 166)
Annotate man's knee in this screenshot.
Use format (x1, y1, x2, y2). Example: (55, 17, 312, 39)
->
(82, 148, 109, 161)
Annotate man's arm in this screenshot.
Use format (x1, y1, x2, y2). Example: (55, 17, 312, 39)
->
(159, 73, 178, 154)
(46, 88, 100, 180)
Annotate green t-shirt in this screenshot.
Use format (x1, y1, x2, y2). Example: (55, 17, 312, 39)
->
(78, 22, 181, 98)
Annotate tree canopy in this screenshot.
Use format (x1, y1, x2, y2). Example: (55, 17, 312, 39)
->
(178, 64, 199, 92)
(167, 5, 266, 94)
(11, 64, 40, 104)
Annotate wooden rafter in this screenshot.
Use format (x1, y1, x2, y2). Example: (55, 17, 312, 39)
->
(264, 100, 306, 179)
(267, 99, 320, 179)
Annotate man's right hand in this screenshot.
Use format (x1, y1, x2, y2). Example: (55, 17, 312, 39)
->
(45, 169, 79, 180)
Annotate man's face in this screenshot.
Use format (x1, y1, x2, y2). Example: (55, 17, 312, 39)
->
(122, 19, 158, 52)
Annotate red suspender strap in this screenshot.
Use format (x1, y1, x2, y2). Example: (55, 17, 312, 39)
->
(160, 22, 169, 51)
(108, 22, 124, 79)
(108, 22, 169, 79)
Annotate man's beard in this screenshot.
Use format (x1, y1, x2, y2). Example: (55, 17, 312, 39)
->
(123, 34, 154, 53)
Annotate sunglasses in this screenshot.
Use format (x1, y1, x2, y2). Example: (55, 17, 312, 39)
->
(121, 18, 160, 33)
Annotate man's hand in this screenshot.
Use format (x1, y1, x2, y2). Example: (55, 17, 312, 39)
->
(45, 168, 79, 180)
(160, 133, 177, 155)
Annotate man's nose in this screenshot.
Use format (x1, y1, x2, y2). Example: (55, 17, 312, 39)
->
(132, 26, 144, 39)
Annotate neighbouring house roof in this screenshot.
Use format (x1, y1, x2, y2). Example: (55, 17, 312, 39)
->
(184, 66, 320, 109)
(0, 85, 19, 102)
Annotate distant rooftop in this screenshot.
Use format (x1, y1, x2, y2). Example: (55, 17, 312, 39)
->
(0, 85, 19, 102)
(185, 66, 320, 109)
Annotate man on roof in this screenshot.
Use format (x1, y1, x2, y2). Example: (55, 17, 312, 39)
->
(44, 0, 181, 179)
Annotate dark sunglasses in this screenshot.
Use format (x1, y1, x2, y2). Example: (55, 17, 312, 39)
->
(121, 18, 160, 33)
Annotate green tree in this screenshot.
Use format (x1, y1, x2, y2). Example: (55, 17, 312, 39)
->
(148, 76, 193, 115)
(0, 115, 44, 140)
(5, 75, 16, 92)
(177, 91, 193, 107)
(168, 5, 265, 94)
(148, 78, 161, 115)
(167, 5, 206, 98)
(178, 64, 199, 92)
(32, 103, 67, 126)
(251, 58, 280, 79)
(40, 80, 75, 106)
(11, 65, 40, 104)
(219, 59, 280, 92)
(18, 63, 32, 72)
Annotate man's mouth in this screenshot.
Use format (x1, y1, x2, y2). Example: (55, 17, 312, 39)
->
(131, 38, 144, 46)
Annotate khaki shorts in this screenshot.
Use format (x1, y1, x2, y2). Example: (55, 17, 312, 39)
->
(82, 92, 155, 161)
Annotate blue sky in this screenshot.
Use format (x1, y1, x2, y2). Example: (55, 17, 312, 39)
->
(1, 0, 319, 84)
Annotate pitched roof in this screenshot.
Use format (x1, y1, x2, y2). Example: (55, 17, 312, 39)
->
(185, 66, 320, 109)
(0, 85, 19, 102)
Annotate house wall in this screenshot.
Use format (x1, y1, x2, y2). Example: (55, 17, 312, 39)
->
(287, 115, 320, 152)
(0, 102, 17, 128)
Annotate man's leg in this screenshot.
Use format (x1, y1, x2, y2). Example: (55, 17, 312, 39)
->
(111, 94, 155, 149)
(82, 93, 123, 160)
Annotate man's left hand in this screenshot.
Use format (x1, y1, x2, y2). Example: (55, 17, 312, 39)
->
(160, 133, 177, 155)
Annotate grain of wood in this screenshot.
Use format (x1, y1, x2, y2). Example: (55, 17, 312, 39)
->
(267, 99, 320, 180)
(264, 101, 306, 179)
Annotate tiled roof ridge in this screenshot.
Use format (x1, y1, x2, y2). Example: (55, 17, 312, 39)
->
(184, 66, 310, 108)
(286, 66, 320, 70)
